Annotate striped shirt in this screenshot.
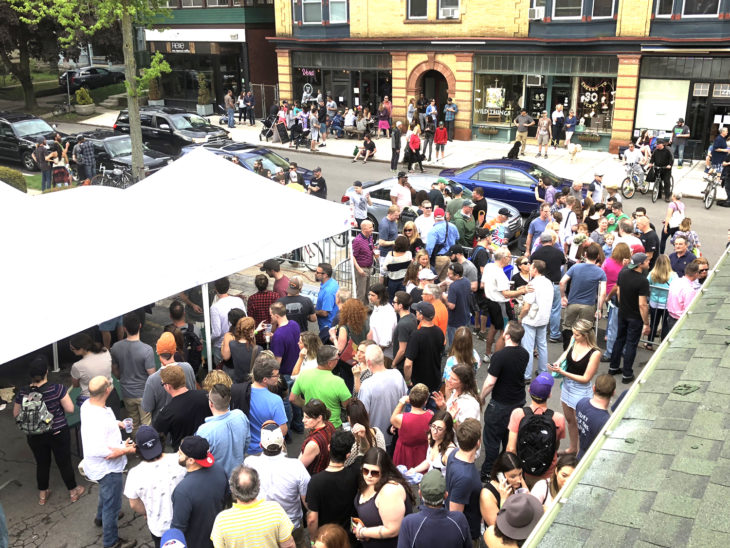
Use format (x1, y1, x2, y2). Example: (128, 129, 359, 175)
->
(211, 500, 293, 548)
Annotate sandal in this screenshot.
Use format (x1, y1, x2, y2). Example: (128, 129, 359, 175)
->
(642, 343, 654, 351)
(69, 485, 85, 503)
(557, 449, 577, 457)
(39, 490, 50, 506)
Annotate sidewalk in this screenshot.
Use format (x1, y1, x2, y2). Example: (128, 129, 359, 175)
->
(79, 110, 720, 201)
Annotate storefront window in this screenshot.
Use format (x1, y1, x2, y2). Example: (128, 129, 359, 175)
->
(472, 74, 524, 126)
(292, 68, 322, 104)
(577, 77, 615, 133)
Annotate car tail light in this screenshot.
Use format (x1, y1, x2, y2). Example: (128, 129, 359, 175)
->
(113, 124, 117, 130)
(341, 195, 350, 203)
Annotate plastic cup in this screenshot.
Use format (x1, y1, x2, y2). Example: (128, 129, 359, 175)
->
(123, 418, 133, 433)
(264, 323, 272, 335)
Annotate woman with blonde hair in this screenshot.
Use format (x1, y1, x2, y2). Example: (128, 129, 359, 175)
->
(292, 331, 321, 377)
(221, 316, 261, 383)
(548, 318, 601, 455)
(202, 369, 232, 392)
(402, 221, 424, 255)
(645, 254, 677, 350)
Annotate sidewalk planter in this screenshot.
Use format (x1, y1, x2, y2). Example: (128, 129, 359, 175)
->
(197, 103, 213, 116)
(74, 103, 95, 116)
(576, 132, 610, 150)
(474, 125, 514, 142)
(148, 99, 165, 107)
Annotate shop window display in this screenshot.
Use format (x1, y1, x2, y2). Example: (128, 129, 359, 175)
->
(576, 78, 615, 133)
(472, 74, 524, 126)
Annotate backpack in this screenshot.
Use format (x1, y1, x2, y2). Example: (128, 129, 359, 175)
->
(516, 407, 557, 476)
(181, 324, 203, 373)
(16, 388, 54, 435)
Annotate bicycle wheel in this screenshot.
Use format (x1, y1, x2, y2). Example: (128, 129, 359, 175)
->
(331, 231, 348, 248)
(704, 181, 716, 210)
(90, 174, 105, 186)
(620, 177, 635, 199)
(651, 179, 660, 203)
(52, 104, 65, 117)
(301, 243, 324, 272)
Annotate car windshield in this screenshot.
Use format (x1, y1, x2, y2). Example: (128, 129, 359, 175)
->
(12, 119, 54, 138)
(169, 113, 210, 130)
(105, 138, 149, 158)
(243, 151, 290, 173)
(453, 161, 483, 176)
(527, 165, 562, 187)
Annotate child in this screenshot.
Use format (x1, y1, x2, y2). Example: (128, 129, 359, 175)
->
(602, 232, 614, 257)
(670, 217, 701, 256)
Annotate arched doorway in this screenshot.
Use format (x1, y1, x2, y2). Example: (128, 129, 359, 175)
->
(421, 70, 448, 122)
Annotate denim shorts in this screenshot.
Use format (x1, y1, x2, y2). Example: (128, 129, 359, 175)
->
(98, 316, 123, 331)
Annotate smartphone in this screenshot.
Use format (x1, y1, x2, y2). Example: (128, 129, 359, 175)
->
(496, 472, 506, 484)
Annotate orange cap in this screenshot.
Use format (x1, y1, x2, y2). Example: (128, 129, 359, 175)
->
(156, 332, 177, 355)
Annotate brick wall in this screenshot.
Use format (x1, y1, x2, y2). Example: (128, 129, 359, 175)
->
(616, 0, 652, 37)
(276, 48, 293, 104)
(609, 54, 641, 153)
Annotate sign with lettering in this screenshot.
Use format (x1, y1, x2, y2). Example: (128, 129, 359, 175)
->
(170, 41, 192, 53)
(301, 68, 316, 76)
(474, 108, 511, 116)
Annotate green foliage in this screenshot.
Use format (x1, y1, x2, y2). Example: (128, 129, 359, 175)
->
(197, 72, 210, 105)
(75, 86, 93, 105)
(0, 166, 27, 193)
(88, 82, 125, 104)
(137, 52, 171, 100)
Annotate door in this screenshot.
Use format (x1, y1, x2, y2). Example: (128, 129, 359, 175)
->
(153, 115, 177, 156)
(526, 87, 547, 136)
(503, 168, 539, 213)
(332, 71, 352, 111)
(469, 167, 504, 201)
(0, 121, 17, 160)
(708, 103, 730, 150)
(139, 113, 160, 151)
(422, 70, 448, 122)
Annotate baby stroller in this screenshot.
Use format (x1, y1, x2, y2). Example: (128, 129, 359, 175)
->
(259, 114, 277, 141)
(289, 120, 311, 150)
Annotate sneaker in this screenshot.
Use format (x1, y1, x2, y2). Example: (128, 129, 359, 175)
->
(676, 165, 682, 169)
(320, 144, 326, 148)
(108, 539, 137, 548)
(601, 354, 612, 363)
(548, 337, 562, 343)
(544, 154, 548, 159)
(535, 153, 541, 158)
(621, 375, 636, 384)
(482, 354, 491, 364)
(523, 378, 532, 386)
(520, 152, 525, 156)
(607, 368, 621, 376)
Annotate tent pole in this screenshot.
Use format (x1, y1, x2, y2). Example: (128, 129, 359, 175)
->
(201, 283, 213, 372)
(52, 342, 60, 372)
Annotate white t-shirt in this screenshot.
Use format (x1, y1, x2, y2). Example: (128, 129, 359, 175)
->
(80, 402, 127, 481)
(390, 184, 412, 208)
(623, 148, 644, 165)
(614, 234, 643, 252)
(243, 453, 310, 526)
(482, 263, 510, 302)
(123, 453, 186, 536)
(446, 393, 481, 424)
(369, 304, 397, 348)
(522, 275, 554, 327)
(415, 214, 435, 240)
(71, 351, 112, 397)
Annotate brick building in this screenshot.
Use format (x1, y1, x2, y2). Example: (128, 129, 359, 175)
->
(271, 0, 730, 154)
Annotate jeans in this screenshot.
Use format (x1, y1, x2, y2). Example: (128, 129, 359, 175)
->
(96, 472, 123, 547)
(0, 503, 8, 548)
(447, 325, 458, 349)
(419, 113, 427, 132)
(386, 278, 405, 302)
(422, 135, 433, 161)
(481, 398, 524, 480)
(549, 284, 562, 340)
(41, 169, 52, 192)
(391, 148, 400, 170)
(672, 141, 686, 166)
(521, 324, 548, 380)
(238, 107, 246, 122)
(247, 106, 255, 125)
(446, 120, 455, 141)
(604, 299, 618, 358)
(659, 226, 678, 255)
(648, 306, 669, 343)
(227, 107, 235, 128)
(283, 375, 303, 432)
(26, 427, 77, 491)
(609, 313, 644, 379)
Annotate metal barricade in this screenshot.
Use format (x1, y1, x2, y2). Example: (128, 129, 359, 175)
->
(274, 229, 351, 280)
(640, 284, 670, 346)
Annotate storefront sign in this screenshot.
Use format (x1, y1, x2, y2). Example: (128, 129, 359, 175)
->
(170, 41, 192, 53)
(474, 108, 511, 116)
(301, 68, 316, 76)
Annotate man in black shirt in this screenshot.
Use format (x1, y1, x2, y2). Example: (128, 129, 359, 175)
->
(478, 321, 529, 480)
(428, 179, 446, 210)
(608, 253, 650, 385)
(153, 366, 211, 450)
(471, 186, 488, 227)
(404, 302, 445, 394)
(276, 276, 316, 333)
(391, 291, 417, 373)
(531, 231, 567, 342)
(308, 167, 327, 199)
(636, 216, 660, 270)
(649, 139, 674, 202)
(306, 430, 359, 542)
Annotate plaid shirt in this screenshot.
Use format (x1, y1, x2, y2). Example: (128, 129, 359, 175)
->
(247, 290, 279, 345)
(78, 141, 95, 166)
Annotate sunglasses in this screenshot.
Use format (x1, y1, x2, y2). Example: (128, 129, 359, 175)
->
(699, 268, 709, 272)
(362, 467, 381, 478)
(520, 262, 529, 266)
(404, 229, 413, 233)
(423, 206, 432, 210)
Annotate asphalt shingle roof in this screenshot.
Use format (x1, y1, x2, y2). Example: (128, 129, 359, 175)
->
(536, 251, 730, 547)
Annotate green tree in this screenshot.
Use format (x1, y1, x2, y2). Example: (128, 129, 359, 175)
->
(12, 0, 169, 182)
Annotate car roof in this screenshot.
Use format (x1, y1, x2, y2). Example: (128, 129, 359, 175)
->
(138, 106, 191, 115)
(472, 159, 540, 170)
(0, 112, 41, 123)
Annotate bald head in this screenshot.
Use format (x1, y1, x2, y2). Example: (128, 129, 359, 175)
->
(636, 216, 650, 231)
(89, 375, 111, 398)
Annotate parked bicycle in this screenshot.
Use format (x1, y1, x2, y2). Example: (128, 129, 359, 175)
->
(702, 170, 723, 209)
(651, 166, 674, 204)
(90, 165, 134, 189)
(276, 243, 324, 272)
(620, 163, 650, 199)
(52, 102, 73, 117)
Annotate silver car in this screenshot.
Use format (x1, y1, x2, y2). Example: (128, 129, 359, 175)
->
(341, 174, 523, 243)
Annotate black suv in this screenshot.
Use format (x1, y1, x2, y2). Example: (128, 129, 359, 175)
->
(59, 67, 125, 91)
(113, 106, 229, 157)
(0, 112, 64, 171)
(64, 129, 172, 177)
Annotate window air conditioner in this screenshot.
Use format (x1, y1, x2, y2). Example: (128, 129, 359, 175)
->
(526, 75, 543, 87)
(440, 7, 459, 19)
(528, 7, 545, 20)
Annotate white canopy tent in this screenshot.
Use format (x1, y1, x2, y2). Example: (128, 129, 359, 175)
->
(0, 147, 351, 365)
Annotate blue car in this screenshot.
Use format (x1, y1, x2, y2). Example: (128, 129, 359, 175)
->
(439, 159, 573, 214)
(179, 140, 314, 186)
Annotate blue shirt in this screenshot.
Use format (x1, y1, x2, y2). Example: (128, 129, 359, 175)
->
(316, 277, 340, 331)
(444, 102, 459, 122)
(426, 220, 458, 257)
(669, 251, 692, 277)
(196, 409, 251, 477)
(528, 217, 550, 239)
(711, 134, 728, 165)
(564, 115, 577, 132)
(248, 386, 288, 454)
(566, 263, 606, 305)
(576, 397, 610, 460)
(445, 451, 482, 539)
(397, 506, 471, 548)
(447, 277, 472, 328)
(379, 216, 399, 255)
(171, 464, 228, 548)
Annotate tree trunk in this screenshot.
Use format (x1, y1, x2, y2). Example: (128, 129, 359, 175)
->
(120, 7, 145, 182)
(16, 38, 36, 110)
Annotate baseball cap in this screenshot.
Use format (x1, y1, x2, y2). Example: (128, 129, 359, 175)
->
(36, 136, 45, 144)
(452, 185, 463, 194)
(420, 469, 446, 505)
(434, 207, 445, 219)
(498, 207, 511, 216)
(156, 332, 177, 356)
(462, 199, 475, 208)
(353, 180, 363, 187)
(594, 171, 604, 177)
(412, 301, 435, 320)
(448, 244, 465, 256)
(418, 269, 437, 280)
(161, 528, 187, 548)
(628, 252, 648, 269)
(179, 436, 215, 468)
(260, 422, 285, 450)
(677, 118, 684, 123)
(260, 259, 281, 272)
(135, 425, 163, 460)
(529, 372, 554, 400)
(397, 171, 408, 179)
(287, 276, 303, 294)
(313, 166, 322, 172)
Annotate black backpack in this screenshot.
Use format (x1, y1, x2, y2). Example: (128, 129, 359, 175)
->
(181, 324, 203, 373)
(516, 407, 557, 476)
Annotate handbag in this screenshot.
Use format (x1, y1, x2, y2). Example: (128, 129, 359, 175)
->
(645, 166, 656, 183)
(551, 340, 574, 378)
(337, 326, 358, 366)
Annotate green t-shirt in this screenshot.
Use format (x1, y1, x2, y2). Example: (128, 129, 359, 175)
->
(606, 213, 629, 233)
(291, 368, 351, 428)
